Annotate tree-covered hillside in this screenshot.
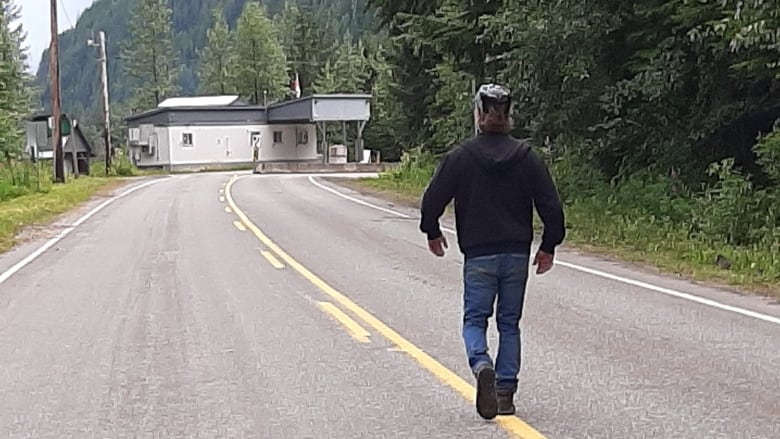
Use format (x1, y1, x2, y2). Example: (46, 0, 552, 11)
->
(33, 0, 376, 132)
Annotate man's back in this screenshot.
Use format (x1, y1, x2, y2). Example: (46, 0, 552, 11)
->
(419, 132, 565, 259)
(420, 83, 566, 421)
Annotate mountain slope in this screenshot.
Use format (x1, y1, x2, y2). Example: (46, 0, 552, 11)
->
(33, 0, 375, 124)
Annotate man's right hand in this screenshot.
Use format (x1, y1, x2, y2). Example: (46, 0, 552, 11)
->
(533, 250, 554, 274)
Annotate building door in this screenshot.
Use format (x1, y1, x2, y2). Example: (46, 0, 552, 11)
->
(250, 131, 261, 161)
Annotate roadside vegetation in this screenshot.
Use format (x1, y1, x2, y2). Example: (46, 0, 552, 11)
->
(0, 0, 151, 252)
(0, 165, 118, 252)
(0, 154, 147, 253)
(340, 1, 780, 296)
(360, 148, 779, 294)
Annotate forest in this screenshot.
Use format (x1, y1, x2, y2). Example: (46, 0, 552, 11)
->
(361, 0, 780, 290)
(2, 0, 780, 290)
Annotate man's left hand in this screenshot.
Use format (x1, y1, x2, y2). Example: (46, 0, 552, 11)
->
(428, 236, 448, 257)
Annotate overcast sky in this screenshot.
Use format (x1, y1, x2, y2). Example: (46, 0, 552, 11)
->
(20, 0, 95, 72)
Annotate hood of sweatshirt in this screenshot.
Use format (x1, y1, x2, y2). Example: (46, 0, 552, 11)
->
(461, 133, 532, 173)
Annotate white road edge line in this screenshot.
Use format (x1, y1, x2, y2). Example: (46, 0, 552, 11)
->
(0, 178, 165, 286)
(306, 175, 780, 326)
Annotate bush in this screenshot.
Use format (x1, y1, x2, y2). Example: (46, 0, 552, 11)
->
(691, 159, 778, 247)
(364, 147, 437, 196)
(90, 149, 139, 177)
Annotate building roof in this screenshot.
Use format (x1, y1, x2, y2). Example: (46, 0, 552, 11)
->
(124, 93, 372, 125)
(124, 104, 267, 124)
(157, 95, 243, 108)
(31, 112, 74, 121)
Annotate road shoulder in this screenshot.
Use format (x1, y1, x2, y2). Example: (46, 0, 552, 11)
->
(0, 176, 167, 277)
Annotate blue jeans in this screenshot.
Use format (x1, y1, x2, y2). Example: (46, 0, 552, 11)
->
(462, 253, 530, 393)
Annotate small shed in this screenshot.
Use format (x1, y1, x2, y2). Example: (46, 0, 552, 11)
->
(25, 113, 96, 175)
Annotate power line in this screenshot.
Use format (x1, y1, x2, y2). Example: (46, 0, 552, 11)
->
(58, 0, 74, 29)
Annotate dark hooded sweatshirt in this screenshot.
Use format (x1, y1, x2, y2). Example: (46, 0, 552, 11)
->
(419, 133, 566, 259)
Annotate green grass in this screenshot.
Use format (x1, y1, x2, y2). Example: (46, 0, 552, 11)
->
(0, 176, 120, 253)
(0, 162, 52, 202)
(349, 170, 780, 298)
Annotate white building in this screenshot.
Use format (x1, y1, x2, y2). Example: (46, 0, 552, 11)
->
(124, 94, 371, 170)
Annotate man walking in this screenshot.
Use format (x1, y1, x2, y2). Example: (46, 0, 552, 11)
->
(419, 83, 566, 420)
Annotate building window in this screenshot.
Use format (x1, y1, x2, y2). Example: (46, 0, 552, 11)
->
(182, 132, 193, 147)
(273, 131, 283, 143)
(297, 129, 309, 145)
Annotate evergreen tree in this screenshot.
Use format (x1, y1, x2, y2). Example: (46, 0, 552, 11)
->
(313, 35, 370, 94)
(425, 56, 474, 154)
(278, 1, 339, 96)
(197, 7, 235, 95)
(361, 37, 405, 160)
(122, 0, 180, 110)
(229, 2, 288, 103)
(0, 0, 32, 161)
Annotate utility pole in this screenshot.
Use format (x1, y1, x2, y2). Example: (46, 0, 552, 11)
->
(49, 0, 65, 183)
(89, 31, 112, 174)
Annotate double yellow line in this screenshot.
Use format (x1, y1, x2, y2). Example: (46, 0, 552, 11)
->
(224, 175, 546, 439)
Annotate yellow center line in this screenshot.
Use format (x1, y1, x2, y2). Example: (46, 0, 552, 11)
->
(225, 176, 546, 439)
(261, 250, 285, 269)
(220, 195, 225, 202)
(233, 220, 246, 231)
(225, 206, 232, 213)
(318, 301, 371, 343)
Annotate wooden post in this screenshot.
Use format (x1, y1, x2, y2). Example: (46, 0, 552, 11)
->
(50, 0, 65, 182)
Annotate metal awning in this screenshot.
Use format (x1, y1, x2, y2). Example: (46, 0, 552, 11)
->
(267, 94, 371, 123)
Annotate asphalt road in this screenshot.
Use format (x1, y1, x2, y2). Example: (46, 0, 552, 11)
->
(0, 172, 778, 439)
